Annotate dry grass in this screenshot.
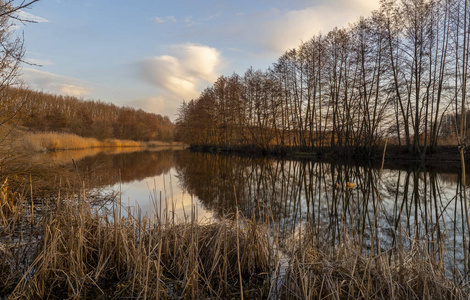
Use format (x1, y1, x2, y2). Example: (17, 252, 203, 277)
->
(0, 177, 18, 218)
(0, 185, 469, 299)
(281, 229, 466, 300)
(1, 190, 274, 299)
(102, 138, 142, 148)
(22, 132, 102, 152)
(17, 131, 181, 152)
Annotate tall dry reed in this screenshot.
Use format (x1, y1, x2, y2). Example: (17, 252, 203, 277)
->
(3, 192, 273, 299)
(1, 184, 469, 299)
(280, 228, 466, 299)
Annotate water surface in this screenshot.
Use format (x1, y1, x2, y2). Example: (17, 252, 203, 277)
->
(66, 148, 470, 279)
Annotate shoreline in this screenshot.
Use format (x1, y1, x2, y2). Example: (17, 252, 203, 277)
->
(188, 144, 470, 172)
(0, 127, 184, 153)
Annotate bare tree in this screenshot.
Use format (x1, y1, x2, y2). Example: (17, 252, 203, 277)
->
(0, 1, 39, 18)
(0, 0, 39, 130)
(175, 0, 469, 158)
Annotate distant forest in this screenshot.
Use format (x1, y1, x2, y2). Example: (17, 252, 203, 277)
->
(176, 0, 470, 157)
(1, 88, 174, 141)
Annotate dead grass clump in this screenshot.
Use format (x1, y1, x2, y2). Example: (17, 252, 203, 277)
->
(153, 218, 273, 297)
(146, 141, 187, 148)
(22, 132, 101, 152)
(20, 132, 148, 152)
(6, 198, 273, 299)
(0, 183, 38, 297)
(103, 138, 142, 148)
(9, 128, 179, 154)
(281, 231, 468, 300)
(0, 178, 17, 217)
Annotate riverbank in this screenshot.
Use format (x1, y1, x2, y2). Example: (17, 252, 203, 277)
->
(0, 127, 186, 200)
(189, 144, 469, 171)
(20, 131, 182, 152)
(1, 189, 468, 299)
(0, 126, 183, 154)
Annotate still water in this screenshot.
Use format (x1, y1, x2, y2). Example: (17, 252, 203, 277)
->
(66, 148, 470, 278)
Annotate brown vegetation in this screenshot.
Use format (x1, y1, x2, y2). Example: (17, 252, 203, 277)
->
(0, 186, 468, 299)
(282, 230, 466, 299)
(21, 131, 144, 152)
(0, 88, 175, 142)
(1, 127, 182, 154)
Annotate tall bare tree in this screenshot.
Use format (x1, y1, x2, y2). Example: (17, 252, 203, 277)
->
(0, 0, 39, 145)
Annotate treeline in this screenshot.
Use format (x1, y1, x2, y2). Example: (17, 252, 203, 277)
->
(2, 88, 174, 141)
(176, 0, 470, 157)
(0, 2, 174, 143)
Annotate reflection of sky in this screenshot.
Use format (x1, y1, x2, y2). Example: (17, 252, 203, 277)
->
(108, 168, 214, 223)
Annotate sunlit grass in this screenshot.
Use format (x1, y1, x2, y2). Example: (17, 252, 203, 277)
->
(18, 132, 181, 152)
(102, 138, 141, 148)
(23, 132, 102, 151)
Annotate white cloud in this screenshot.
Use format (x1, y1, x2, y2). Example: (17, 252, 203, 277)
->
(184, 16, 196, 27)
(138, 43, 222, 119)
(129, 96, 177, 117)
(140, 43, 221, 100)
(21, 68, 93, 97)
(153, 17, 164, 24)
(153, 16, 177, 24)
(60, 84, 90, 97)
(17, 11, 49, 23)
(177, 44, 220, 82)
(235, 0, 381, 53)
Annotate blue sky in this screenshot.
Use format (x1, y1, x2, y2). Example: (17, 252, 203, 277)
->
(18, 0, 380, 120)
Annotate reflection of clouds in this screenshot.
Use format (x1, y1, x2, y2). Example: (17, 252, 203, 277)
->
(116, 170, 214, 223)
(21, 68, 93, 97)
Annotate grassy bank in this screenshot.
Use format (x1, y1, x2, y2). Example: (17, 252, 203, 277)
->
(20, 131, 178, 152)
(0, 125, 183, 155)
(1, 186, 468, 299)
(0, 128, 185, 204)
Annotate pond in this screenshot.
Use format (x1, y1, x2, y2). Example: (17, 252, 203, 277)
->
(62, 148, 469, 279)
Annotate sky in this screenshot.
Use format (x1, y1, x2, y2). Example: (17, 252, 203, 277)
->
(18, 0, 380, 120)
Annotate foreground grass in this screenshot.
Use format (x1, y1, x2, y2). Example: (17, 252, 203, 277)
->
(1, 194, 273, 299)
(1, 186, 468, 299)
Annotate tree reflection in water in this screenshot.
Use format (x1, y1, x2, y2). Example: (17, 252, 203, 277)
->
(73, 150, 470, 280)
(173, 152, 470, 279)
